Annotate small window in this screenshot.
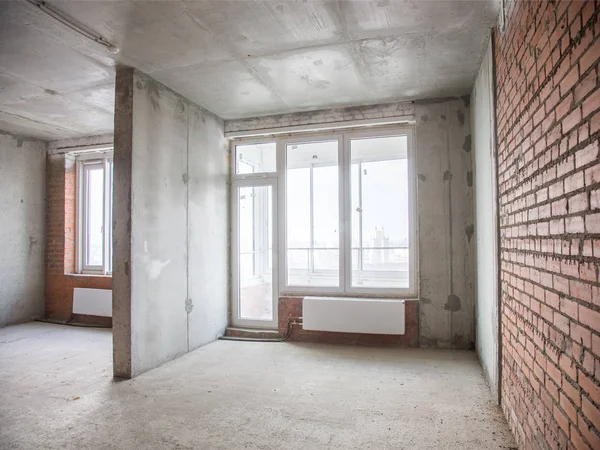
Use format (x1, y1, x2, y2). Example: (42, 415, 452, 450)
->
(78, 154, 113, 274)
(235, 142, 276, 174)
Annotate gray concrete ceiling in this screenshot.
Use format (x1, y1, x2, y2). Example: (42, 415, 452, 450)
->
(0, 0, 498, 140)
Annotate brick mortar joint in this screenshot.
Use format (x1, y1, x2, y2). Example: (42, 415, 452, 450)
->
(496, 6, 600, 145)
(503, 287, 600, 348)
(498, 135, 600, 198)
(500, 359, 571, 445)
(498, 208, 600, 228)
(497, 5, 598, 116)
(502, 287, 597, 353)
(500, 258, 600, 289)
(499, 244, 600, 268)
(502, 294, 600, 423)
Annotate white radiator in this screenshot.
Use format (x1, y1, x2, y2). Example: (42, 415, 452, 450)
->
(72, 288, 112, 317)
(302, 297, 405, 335)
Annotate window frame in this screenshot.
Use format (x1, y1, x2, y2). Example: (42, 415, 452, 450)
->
(342, 127, 418, 297)
(231, 177, 279, 328)
(233, 137, 277, 177)
(76, 151, 113, 275)
(230, 125, 417, 299)
(278, 133, 345, 295)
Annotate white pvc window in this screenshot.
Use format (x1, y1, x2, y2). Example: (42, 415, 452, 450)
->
(230, 126, 417, 315)
(78, 154, 113, 275)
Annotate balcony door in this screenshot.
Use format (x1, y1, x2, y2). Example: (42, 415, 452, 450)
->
(231, 178, 278, 328)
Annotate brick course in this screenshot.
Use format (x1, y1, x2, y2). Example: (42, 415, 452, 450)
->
(45, 153, 111, 320)
(495, 0, 600, 448)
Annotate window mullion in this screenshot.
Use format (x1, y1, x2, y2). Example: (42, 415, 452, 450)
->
(358, 161, 363, 274)
(76, 161, 83, 274)
(109, 161, 114, 273)
(101, 160, 106, 274)
(82, 166, 88, 272)
(260, 188, 267, 275)
(103, 159, 110, 275)
(276, 139, 286, 291)
(309, 165, 314, 275)
(340, 134, 349, 293)
(85, 167, 92, 270)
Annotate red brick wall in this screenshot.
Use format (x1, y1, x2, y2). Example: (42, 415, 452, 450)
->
(45, 153, 112, 320)
(495, 1, 600, 448)
(278, 297, 418, 346)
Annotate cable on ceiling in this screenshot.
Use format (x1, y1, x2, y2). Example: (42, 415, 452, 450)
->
(24, 0, 119, 54)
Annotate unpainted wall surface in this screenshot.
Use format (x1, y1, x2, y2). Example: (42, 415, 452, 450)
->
(130, 70, 189, 376)
(113, 68, 228, 378)
(0, 132, 46, 326)
(495, 1, 600, 448)
(187, 106, 229, 349)
(472, 38, 500, 401)
(415, 99, 475, 349)
(225, 98, 475, 348)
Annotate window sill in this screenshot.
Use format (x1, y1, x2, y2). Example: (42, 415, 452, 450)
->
(67, 273, 112, 278)
(280, 293, 419, 301)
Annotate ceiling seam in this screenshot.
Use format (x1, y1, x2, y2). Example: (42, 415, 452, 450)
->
(0, 110, 81, 134)
(180, 2, 291, 112)
(330, 0, 376, 99)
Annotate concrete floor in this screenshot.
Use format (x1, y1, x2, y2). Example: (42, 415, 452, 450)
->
(0, 322, 516, 450)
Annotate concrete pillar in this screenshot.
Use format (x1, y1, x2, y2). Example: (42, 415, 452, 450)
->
(113, 67, 133, 378)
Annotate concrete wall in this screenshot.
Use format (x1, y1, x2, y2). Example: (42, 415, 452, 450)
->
(225, 98, 475, 348)
(471, 38, 500, 401)
(187, 106, 230, 349)
(0, 132, 46, 326)
(415, 99, 475, 348)
(113, 68, 228, 378)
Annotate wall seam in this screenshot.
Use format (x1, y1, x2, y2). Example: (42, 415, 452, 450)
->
(186, 106, 191, 353)
(446, 102, 455, 341)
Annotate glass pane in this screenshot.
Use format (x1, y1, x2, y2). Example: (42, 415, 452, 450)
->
(86, 167, 104, 266)
(313, 248, 339, 271)
(238, 185, 273, 321)
(236, 142, 276, 174)
(286, 140, 339, 287)
(350, 136, 410, 288)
